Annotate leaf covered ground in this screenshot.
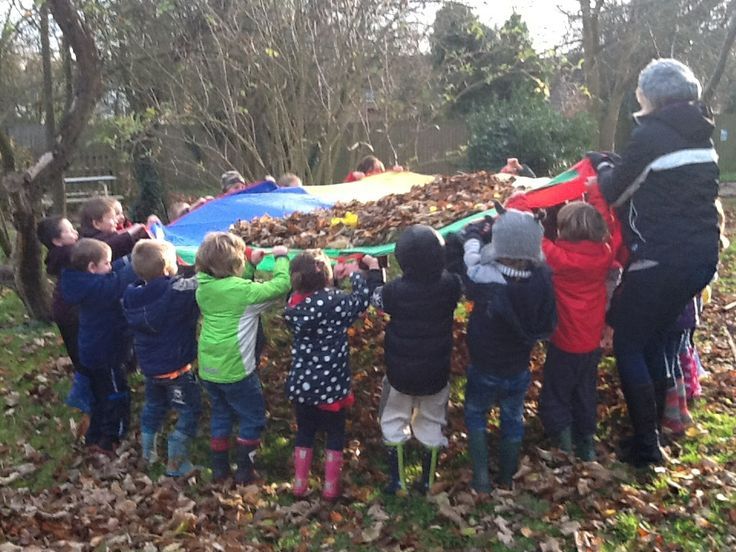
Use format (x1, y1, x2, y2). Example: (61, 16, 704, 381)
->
(1, 205, 736, 551)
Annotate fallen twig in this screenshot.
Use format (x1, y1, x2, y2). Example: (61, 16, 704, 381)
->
(722, 325, 736, 365)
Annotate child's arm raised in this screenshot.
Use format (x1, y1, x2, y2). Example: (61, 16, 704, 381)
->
(335, 255, 383, 325)
(235, 247, 291, 314)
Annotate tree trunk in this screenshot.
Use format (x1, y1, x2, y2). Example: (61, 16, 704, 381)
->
(598, 88, 628, 150)
(580, 0, 604, 147)
(1, 0, 102, 321)
(702, 1, 736, 106)
(62, 36, 74, 115)
(41, 1, 66, 217)
(0, 129, 15, 259)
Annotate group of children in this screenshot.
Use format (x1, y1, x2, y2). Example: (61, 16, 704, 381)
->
(33, 188, 632, 499)
(37, 185, 706, 499)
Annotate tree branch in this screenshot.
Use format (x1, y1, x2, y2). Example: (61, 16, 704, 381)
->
(703, 0, 736, 105)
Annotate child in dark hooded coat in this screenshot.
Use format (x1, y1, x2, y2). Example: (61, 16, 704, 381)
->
(371, 225, 462, 494)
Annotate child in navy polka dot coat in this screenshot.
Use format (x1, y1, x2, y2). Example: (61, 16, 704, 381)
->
(284, 250, 383, 500)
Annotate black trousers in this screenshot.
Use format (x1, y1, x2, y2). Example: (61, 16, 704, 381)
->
(294, 404, 346, 451)
(57, 319, 81, 372)
(84, 363, 131, 450)
(539, 343, 601, 437)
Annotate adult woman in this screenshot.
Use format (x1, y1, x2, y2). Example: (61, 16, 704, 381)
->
(592, 59, 720, 466)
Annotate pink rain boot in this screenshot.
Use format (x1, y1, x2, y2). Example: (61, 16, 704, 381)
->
(293, 447, 313, 498)
(676, 377, 693, 427)
(322, 449, 343, 501)
(662, 384, 685, 436)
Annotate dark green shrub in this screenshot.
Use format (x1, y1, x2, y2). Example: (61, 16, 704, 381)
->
(466, 93, 595, 176)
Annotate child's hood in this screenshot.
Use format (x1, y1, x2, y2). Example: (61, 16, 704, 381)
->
(61, 257, 135, 305)
(547, 239, 614, 272)
(395, 225, 445, 283)
(473, 265, 557, 346)
(646, 101, 714, 143)
(195, 271, 234, 298)
(80, 226, 110, 240)
(123, 276, 174, 333)
(45, 245, 74, 277)
(61, 269, 108, 304)
(285, 288, 342, 329)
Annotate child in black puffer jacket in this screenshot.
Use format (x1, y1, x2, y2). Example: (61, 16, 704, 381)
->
(371, 225, 462, 495)
(284, 250, 383, 500)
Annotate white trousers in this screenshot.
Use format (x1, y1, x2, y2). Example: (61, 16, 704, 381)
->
(378, 378, 450, 448)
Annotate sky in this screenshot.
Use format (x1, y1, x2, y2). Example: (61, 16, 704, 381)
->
(422, 0, 581, 52)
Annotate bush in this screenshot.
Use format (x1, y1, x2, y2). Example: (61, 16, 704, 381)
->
(465, 94, 595, 176)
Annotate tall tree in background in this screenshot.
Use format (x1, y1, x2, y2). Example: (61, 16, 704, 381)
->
(0, 0, 102, 320)
(431, 3, 548, 114)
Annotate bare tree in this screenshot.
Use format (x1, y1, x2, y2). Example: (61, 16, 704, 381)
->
(104, 0, 428, 187)
(0, 0, 102, 320)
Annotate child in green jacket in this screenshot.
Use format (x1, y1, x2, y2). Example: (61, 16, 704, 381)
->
(195, 232, 290, 484)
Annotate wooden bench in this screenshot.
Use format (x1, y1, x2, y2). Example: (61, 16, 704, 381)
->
(64, 175, 123, 204)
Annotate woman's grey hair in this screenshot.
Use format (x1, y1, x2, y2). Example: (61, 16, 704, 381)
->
(638, 58, 702, 109)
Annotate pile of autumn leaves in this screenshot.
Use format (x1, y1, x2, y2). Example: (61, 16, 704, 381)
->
(232, 172, 513, 249)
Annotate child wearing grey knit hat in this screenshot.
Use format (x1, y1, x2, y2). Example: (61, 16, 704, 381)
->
(221, 170, 246, 194)
(461, 202, 556, 493)
(464, 203, 545, 285)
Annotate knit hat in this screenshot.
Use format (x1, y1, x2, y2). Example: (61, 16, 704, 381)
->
(395, 224, 445, 282)
(221, 170, 245, 193)
(638, 58, 701, 110)
(486, 205, 543, 263)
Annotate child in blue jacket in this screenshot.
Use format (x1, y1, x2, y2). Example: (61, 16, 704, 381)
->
(123, 240, 201, 476)
(61, 239, 138, 455)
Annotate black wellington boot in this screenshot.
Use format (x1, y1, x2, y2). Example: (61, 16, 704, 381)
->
(384, 443, 406, 495)
(413, 447, 439, 495)
(618, 381, 664, 467)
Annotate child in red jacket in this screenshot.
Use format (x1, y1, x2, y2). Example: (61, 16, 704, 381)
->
(538, 201, 615, 460)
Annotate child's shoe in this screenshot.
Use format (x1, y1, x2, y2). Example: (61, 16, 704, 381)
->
(574, 435, 596, 461)
(467, 431, 491, 493)
(211, 438, 231, 482)
(676, 378, 693, 426)
(552, 427, 573, 453)
(234, 439, 259, 485)
(166, 431, 194, 477)
(662, 383, 685, 436)
(413, 446, 439, 495)
(76, 414, 91, 441)
(293, 447, 313, 497)
(497, 439, 522, 488)
(66, 372, 93, 414)
(322, 449, 343, 501)
(384, 443, 406, 495)
(140, 431, 159, 464)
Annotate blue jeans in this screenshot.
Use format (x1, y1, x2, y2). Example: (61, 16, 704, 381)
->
(464, 365, 531, 442)
(608, 263, 715, 387)
(140, 371, 201, 438)
(202, 373, 266, 442)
